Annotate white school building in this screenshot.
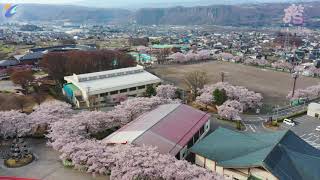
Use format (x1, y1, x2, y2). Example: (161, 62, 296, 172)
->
(63, 65, 162, 108)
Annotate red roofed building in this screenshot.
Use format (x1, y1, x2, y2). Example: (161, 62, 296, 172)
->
(103, 104, 211, 159)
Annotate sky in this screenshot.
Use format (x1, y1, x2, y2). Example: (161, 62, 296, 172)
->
(0, 0, 312, 8)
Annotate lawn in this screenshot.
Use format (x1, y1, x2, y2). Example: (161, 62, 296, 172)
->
(151, 61, 320, 106)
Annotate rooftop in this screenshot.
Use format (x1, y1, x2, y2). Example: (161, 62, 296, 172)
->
(64, 66, 161, 95)
(104, 104, 210, 156)
(190, 128, 320, 180)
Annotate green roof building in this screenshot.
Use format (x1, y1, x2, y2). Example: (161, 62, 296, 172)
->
(190, 128, 320, 180)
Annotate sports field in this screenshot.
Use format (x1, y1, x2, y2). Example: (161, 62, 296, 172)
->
(151, 61, 320, 106)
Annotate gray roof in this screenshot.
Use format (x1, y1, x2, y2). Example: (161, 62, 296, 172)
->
(19, 52, 44, 61)
(0, 59, 19, 67)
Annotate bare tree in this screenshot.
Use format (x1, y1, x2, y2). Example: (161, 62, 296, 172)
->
(31, 93, 46, 105)
(184, 70, 208, 100)
(15, 96, 29, 112)
(10, 70, 35, 95)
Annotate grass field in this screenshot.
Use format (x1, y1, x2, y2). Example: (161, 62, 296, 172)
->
(151, 61, 320, 106)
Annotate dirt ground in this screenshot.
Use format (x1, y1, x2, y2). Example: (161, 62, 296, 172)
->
(151, 61, 320, 106)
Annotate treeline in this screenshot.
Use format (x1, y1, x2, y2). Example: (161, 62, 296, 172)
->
(40, 50, 136, 82)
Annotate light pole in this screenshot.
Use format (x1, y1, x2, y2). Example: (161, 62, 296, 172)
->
(291, 72, 299, 98)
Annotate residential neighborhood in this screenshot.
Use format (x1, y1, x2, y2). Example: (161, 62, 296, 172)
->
(1, 1, 320, 180)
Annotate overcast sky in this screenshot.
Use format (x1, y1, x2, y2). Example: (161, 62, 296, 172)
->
(0, 0, 311, 8)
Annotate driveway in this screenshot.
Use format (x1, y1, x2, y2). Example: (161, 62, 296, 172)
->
(0, 138, 107, 180)
(280, 115, 320, 149)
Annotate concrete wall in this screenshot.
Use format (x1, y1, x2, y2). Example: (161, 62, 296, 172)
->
(307, 103, 320, 118)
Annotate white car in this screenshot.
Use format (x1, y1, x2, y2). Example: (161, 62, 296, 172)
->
(316, 126, 320, 131)
(283, 119, 295, 126)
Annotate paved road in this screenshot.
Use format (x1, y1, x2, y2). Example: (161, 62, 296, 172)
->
(238, 103, 309, 133)
(280, 115, 320, 149)
(0, 138, 107, 180)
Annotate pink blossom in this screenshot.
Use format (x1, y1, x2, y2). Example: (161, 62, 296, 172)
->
(271, 61, 294, 71)
(288, 84, 320, 100)
(198, 82, 263, 111)
(217, 100, 243, 120)
(156, 84, 178, 99)
(169, 52, 186, 63)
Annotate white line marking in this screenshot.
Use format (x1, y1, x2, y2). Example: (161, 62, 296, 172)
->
(248, 125, 256, 132)
(243, 123, 248, 132)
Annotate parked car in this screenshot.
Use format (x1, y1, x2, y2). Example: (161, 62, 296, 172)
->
(315, 126, 320, 131)
(283, 119, 296, 126)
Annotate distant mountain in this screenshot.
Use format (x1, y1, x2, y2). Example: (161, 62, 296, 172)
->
(0, 4, 131, 24)
(2, 2, 320, 28)
(135, 2, 320, 28)
(70, 0, 320, 9)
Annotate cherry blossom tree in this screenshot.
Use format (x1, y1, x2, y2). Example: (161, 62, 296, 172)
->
(169, 52, 186, 63)
(308, 66, 320, 77)
(217, 100, 243, 120)
(185, 52, 196, 62)
(0, 100, 73, 138)
(196, 92, 213, 105)
(198, 82, 263, 111)
(28, 100, 74, 136)
(0, 110, 29, 138)
(219, 52, 234, 61)
(244, 58, 270, 66)
(271, 61, 294, 72)
(0, 97, 222, 180)
(156, 84, 178, 99)
(198, 50, 211, 60)
(287, 84, 320, 100)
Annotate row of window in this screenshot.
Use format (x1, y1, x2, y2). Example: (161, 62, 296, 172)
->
(98, 85, 148, 97)
(187, 124, 206, 149)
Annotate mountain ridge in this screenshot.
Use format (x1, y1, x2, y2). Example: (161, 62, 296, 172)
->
(2, 2, 320, 27)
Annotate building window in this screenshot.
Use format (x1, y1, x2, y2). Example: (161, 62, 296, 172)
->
(100, 92, 108, 97)
(199, 125, 205, 136)
(193, 131, 200, 143)
(138, 85, 146, 89)
(120, 89, 128, 93)
(110, 91, 118, 95)
(187, 139, 193, 148)
(129, 87, 137, 91)
(175, 153, 180, 160)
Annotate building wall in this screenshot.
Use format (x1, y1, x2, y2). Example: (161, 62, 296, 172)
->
(179, 120, 210, 159)
(307, 103, 320, 118)
(307, 108, 320, 118)
(194, 155, 278, 180)
(73, 83, 159, 108)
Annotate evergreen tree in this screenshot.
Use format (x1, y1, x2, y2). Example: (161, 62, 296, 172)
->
(213, 89, 227, 105)
(145, 85, 156, 97)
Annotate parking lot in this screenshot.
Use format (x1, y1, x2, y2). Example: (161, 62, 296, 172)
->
(281, 115, 320, 149)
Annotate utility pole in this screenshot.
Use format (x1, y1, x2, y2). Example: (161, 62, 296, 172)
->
(291, 72, 299, 98)
(220, 72, 225, 82)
